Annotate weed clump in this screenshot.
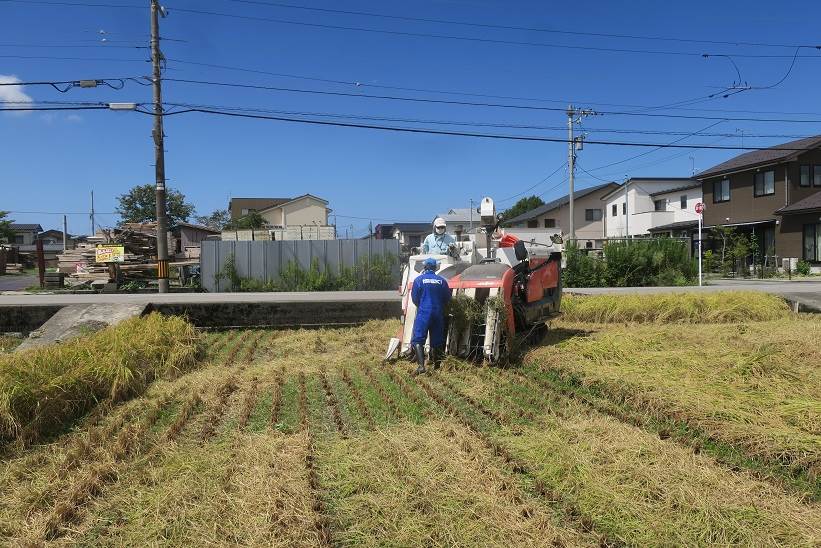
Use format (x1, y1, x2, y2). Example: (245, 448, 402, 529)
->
(561, 291, 791, 323)
(0, 312, 200, 446)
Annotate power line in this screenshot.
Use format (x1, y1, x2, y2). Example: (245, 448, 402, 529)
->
(220, 0, 820, 51)
(0, 54, 147, 63)
(161, 101, 817, 138)
(162, 5, 820, 59)
(0, 105, 111, 111)
(139, 106, 817, 150)
(497, 162, 567, 204)
(0, 0, 142, 8)
(163, 58, 821, 117)
(161, 77, 821, 123)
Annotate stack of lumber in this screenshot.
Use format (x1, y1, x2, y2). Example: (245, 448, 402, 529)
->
(58, 225, 163, 283)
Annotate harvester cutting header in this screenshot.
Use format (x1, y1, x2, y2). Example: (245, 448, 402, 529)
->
(386, 196, 563, 370)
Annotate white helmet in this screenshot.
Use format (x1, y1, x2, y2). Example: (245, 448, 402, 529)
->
(433, 217, 446, 229)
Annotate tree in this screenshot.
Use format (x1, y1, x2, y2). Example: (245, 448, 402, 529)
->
(225, 212, 267, 230)
(116, 184, 195, 227)
(0, 211, 14, 243)
(500, 195, 544, 225)
(194, 209, 231, 231)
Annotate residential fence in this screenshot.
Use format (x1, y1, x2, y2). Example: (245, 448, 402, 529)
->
(200, 239, 401, 292)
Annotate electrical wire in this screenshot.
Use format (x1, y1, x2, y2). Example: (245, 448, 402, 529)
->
(162, 57, 821, 117)
(165, 6, 821, 59)
(497, 162, 567, 204)
(160, 77, 821, 123)
(136, 106, 816, 150)
(219, 0, 820, 51)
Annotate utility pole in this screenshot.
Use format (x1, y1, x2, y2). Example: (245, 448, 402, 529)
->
(151, 0, 170, 293)
(89, 190, 95, 235)
(566, 105, 597, 244)
(63, 215, 68, 251)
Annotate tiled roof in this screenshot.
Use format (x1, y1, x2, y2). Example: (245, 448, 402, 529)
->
(695, 135, 821, 179)
(648, 182, 701, 197)
(775, 190, 821, 215)
(505, 182, 618, 224)
(648, 220, 699, 232)
(9, 223, 43, 231)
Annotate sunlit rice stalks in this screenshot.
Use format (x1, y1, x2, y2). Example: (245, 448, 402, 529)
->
(0, 313, 200, 447)
(561, 291, 791, 323)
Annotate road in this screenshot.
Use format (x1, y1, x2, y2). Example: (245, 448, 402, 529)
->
(0, 275, 38, 292)
(0, 280, 819, 309)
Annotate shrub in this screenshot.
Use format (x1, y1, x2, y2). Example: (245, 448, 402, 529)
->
(702, 250, 715, 273)
(0, 313, 200, 445)
(562, 243, 605, 287)
(796, 260, 811, 276)
(217, 253, 398, 292)
(602, 239, 695, 287)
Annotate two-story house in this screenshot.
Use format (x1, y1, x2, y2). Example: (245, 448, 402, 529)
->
(600, 178, 700, 238)
(695, 135, 821, 269)
(228, 194, 331, 227)
(505, 182, 618, 249)
(436, 207, 481, 233)
(8, 223, 43, 245)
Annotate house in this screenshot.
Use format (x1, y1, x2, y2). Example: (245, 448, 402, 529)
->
(436, 207, 481, 233)
(505, 182, 618, 249)
(373, 222, 430, 251)
(38, 229, 75, 249)
(230, 195, 331, 227)
(695, 135, 821, 270)
(8, 223, 43, 245)
(229, 197, 291, 220)
(601, 178, 700, 238)
(171, 222, 221, 259)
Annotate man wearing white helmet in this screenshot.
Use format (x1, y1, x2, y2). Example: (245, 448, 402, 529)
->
(422, 217, 455, 254)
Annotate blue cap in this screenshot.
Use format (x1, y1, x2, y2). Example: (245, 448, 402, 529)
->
(423, 257, 438, 269)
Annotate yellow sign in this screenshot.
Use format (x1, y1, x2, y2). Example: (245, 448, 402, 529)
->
(95, 245, 125, 263)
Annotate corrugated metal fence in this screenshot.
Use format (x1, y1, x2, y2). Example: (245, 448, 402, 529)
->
(200, 239, 401, 292)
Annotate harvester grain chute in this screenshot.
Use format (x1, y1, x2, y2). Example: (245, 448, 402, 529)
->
(385, 196, 563, 364)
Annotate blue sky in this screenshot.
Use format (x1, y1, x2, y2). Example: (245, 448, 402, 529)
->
(2, 0, 821, 235)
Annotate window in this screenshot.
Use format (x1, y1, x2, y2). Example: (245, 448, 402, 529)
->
(585, 209, 602, 222)
(14, 235, 24, 244)
(622, 203, 626, 215)
(585, 241, 593, 249)
(713, 178, 730, 202)
(654, 199, 667, 212)
(544, 218, 556, 228)
(763, 226, 775, 257)
(754, 170, 775, 197)
(815, 165, 821, 187)
(527, 220, 538, 228)
(800, 165, 810, 187)
(611, 204, 618, 216)
(240, 208, 249, 216)
(804, 224, 820, 262)
(680, 195, 687, 209)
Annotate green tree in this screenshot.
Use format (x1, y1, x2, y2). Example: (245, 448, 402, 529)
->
(0, 211, 14, 243)
(194, 209, 231, 231)
(116, 184, 195, 227)
(501, 195, 545, 225)
(225, 211, 267, 230)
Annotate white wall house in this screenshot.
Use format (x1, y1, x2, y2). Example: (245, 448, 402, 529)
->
(602, 178, 700, 238)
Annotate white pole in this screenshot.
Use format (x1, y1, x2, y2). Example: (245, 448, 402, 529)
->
(698, 211, 703, 286)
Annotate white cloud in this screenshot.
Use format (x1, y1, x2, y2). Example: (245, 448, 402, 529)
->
(0, 75, 33, 116)
(65, 114, 83, 123)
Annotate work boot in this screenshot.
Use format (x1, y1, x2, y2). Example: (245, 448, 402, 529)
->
(431, 347, 444, 370)
(412, 343, 426, 375)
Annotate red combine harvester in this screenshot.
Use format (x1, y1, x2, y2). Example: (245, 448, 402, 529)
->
(386, 196, 563, 363)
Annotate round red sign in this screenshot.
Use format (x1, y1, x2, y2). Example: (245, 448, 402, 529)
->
(695, 202, 705, 214)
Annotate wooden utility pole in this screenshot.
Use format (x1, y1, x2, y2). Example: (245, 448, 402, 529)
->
(150, 0, 170, 292)
(567, 105, 575, 243)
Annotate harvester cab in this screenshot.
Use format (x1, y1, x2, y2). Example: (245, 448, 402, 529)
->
(386, 196, 564, 365)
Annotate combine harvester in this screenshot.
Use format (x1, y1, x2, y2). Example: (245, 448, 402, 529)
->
(386, 196, 563, 364)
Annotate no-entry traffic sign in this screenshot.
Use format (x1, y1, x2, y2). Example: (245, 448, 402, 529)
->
(695, 202, 705, 214)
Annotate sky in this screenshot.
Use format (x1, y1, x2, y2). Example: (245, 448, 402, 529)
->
(2, 0, 821, 236)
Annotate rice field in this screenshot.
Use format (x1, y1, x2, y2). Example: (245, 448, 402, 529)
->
(0, 294, 819, 546)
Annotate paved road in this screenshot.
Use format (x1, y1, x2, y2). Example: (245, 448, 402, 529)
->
(0, 275, 38, 292)
(0, 290, 400, 306)
(1, 280, 818, 308)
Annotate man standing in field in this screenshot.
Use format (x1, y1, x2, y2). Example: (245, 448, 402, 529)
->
(410, 258, 451, 375)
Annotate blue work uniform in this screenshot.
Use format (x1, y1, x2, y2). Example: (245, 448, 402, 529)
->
(422, 232, 456, 254)
(411, 269, 452, 348)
